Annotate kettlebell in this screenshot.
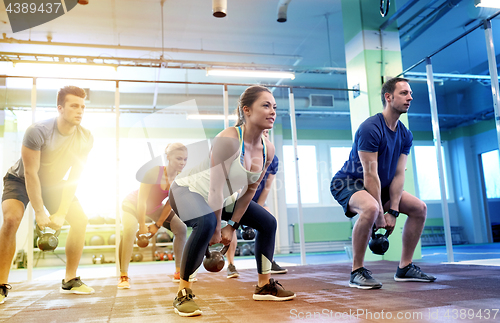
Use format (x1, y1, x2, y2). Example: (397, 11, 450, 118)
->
(241, 226, 256, 240)
(36, 224, 61, 251)
(368, 226, 390, 255)
(203, 245, 230, 272)
(136, 230, 153, 248)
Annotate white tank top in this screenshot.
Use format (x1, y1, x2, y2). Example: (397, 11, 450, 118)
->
(174, 126, 267, 203)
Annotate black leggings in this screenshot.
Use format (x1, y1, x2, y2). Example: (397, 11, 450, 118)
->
(170, 183, 277, 281)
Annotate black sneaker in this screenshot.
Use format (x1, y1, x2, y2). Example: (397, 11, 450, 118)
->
(60, 277, 95, 294)
(394, 263, 436, 282)
(270, 260, 287, 274)
(1, 284, 12, 304)
(349, 267, 382, 289)
(253, 278, 295, 301)
(173, 288, 202, 317)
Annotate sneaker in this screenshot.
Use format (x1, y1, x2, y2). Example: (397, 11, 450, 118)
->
(349, 267, 382, 289)
(253, 278, 295, 301)
(1, 284, 12, 304)
(394, 263, 436, 282)
(60, 277, 95, 294)
(227, 264, 240, 278)
(173, 288, 202, 317)
(270, 260, 288, 274)
(117, 276, 130, 289)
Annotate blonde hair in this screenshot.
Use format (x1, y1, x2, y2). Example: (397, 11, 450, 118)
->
(235, 85, 272, 127)
(165, 142, 187, 156)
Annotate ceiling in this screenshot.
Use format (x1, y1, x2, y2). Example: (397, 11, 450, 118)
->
(1, 0, 500, 124)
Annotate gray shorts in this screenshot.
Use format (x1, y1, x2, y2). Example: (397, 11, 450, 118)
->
(2, 173, 80, 214)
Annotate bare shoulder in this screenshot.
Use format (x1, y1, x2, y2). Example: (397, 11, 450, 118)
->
(212, 127, 240, 161)
(216, 127, 239, 139)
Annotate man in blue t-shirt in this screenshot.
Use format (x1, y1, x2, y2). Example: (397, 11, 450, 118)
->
(330, 78, 436, 290)
(226, 130, 287, 278)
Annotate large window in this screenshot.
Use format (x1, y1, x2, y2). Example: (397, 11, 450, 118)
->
(413, 145, 450, 200)
(330, 147, 352, 176)
(481, 149, 500, 199)
(283, 145, 319, 204)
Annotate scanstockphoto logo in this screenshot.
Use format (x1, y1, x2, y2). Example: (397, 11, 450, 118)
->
(4, 0, 84, 33)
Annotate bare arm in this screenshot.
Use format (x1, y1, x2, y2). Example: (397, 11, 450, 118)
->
(22, 145, 50, 229)
(136, 166, 161, 235)
(48, 155, 89, 228)
(385, 154, 408, 233)
(208, 130, 240, 245)
(359, 151, 385, 227)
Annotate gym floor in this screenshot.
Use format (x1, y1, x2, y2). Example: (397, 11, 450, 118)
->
(2, 243, 500, 322)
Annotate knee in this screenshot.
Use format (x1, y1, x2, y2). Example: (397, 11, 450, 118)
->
(359, 202, 379, 223)
(415, 201, 427, 222)
(1, 210, 23, 231)
(69, 213, 88, 229)
(172, 221, 187, 239)
(259, 215, 276, 235)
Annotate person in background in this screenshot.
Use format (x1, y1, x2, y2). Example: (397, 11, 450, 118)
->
(118, 143, 189, 289)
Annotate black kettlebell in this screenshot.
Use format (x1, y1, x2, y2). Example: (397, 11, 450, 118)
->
(203, 245, 230, 272)
(136, 230, 153, 248)
(36, 224, 61, 251)
(368, 225, 390, 255)
(241, 226, 256, 240)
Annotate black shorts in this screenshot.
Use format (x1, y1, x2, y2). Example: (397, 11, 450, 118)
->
(330, 177, 390, 218)
(2, 174, 30, 208)
(2, 173, 80, 214)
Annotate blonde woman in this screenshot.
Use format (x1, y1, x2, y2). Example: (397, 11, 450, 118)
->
(118, 143, 188, 288)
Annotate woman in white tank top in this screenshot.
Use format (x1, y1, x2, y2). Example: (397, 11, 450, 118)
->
(170, 85, 295, 317)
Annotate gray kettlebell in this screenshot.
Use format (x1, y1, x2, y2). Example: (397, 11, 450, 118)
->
(36, 224, 61, 251)
(368, 225, 390, 255)
(203, 245, 230, 272)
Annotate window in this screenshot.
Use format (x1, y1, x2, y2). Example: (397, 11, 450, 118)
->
(481, 149, 500, 199)
(413, 145, 449, 200)
(330, 147, 352, 176)
(283, 145, 319, 204)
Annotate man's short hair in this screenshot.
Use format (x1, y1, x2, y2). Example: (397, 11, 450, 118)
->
(381, 77, 409, 106)
(57, 86, 86, 107)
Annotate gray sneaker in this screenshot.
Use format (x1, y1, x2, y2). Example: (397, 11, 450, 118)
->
(253, 278, 295, 301)
(394, 263, 436, 282)
(270, 260, 287, 274)
(227, 264, 239, 278)
(173, 288, 202, 317)
(349, 267, 382, 289)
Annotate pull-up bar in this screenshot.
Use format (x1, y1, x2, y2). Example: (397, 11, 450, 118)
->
(397, 10, 500, 77)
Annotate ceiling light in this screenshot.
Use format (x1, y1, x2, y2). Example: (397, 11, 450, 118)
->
(12, 63, 116, 79)
(213, 0, 227, 18)
(186, 114, 237, 121)
(206, 68, 295, 80)
(474, 0, 500, 9)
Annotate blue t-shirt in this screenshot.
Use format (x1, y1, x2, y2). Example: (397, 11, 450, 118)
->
(334, 113, 413, 189)
(253, 155, 279, 202)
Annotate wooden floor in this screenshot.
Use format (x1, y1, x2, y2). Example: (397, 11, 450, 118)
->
(2, 254, 500, 322)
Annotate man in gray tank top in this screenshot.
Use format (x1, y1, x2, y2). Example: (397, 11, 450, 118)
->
(0, 86, 95, 303)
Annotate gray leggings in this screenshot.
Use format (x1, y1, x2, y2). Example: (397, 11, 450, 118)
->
(120, 202, 187, 273)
